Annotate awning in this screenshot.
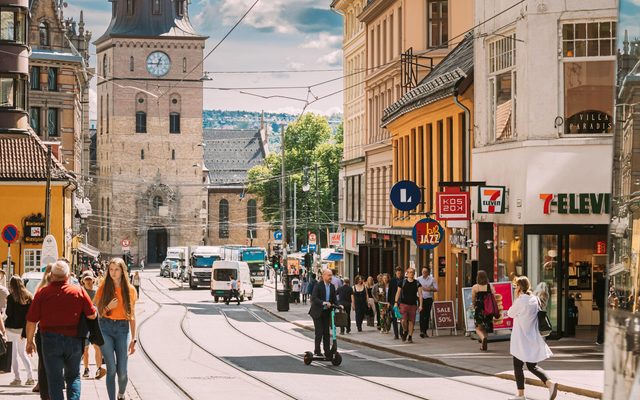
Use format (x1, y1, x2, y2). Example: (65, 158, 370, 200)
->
(78, 243, 100, 258)
(324, 252, 343, 262)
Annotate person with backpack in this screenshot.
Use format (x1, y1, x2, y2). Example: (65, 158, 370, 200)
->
(394, 267, 423, 343)
(472, 270, 496, 351)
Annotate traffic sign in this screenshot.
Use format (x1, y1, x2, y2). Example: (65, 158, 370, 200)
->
(308, 244, 317, 253)
(121, 239, 131, 247)
(2, 224, 19, 244)
(436, 187, 470, 221)
(412, 218, 445, 250)
(301, 245, 308, 252)
(308, 233, 317, 245)
(274, 230, 283, 243)
(390, 180, 421, 211)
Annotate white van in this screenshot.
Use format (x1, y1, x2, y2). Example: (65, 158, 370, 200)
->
(210, 260, 254, 303)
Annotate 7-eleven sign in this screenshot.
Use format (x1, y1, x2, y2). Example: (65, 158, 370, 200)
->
(478, 186, 506, 214)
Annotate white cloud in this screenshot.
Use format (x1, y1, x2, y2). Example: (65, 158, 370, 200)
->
(286, 62, 304, 71)
(317, 50, 343, 67)
(301, 33, 342, 49)
(216, 0, 296, 34)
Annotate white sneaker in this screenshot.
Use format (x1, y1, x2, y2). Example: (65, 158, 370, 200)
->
(548, 382, 558, 400)
(9, 379, 22, 386)
(25, 378, 35, 386)
(507, 397, 526, 400)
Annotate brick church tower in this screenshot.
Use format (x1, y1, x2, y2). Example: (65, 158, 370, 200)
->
(93, 0, 208, 263)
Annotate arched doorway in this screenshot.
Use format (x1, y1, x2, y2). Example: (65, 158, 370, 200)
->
(147, 227, 168, 264)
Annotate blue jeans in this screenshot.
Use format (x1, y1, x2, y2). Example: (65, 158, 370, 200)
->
(41, 332, 83, 400)
(99, 319, 131, 400)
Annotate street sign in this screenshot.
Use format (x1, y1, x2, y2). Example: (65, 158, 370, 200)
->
(308, 233, 317, 245)
(273, 230, 283, 243)
(412, 218, 444, 250)
(478, 186, 506, 214)
(390, 180, 421, 211)
(436, 187, 470, 221)
(308, 244, 317, 253)
(121, 239, 131, 247)
(301, 245, 308, 252)
(41, 234, 59, 270)
(433, 301, 457, 331)
(329, 232, 342, 247)
(2, 224, 19, 244)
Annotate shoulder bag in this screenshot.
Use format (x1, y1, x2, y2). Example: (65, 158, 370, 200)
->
(483, 287, 500, 318)
(537, 296, 553, 337)
(0, 335, 12, 372)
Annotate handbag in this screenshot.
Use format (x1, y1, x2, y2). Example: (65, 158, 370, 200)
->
(537, 297, 553, 337)
(0, 339, 12, 373)
(334, 309, 349, 328)
(0, 333, 6, 356)
(483, 290, 500, 318)
(393, 305, 402, 319)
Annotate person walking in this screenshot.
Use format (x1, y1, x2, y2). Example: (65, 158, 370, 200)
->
(375, 273, 392, 333)
(389, 267, 404, 339)
(0, 269, 9, 315)
(25, 260, 98, 400)
(308, 269, 337, 358)
(301, 276, 309, 305)
(352, 276, 369, 332)
(417, 266, 438, 338)
(594, 272, 606, 345)
(32, 263, 53, 398)
(291, 276, 301, 303)
(131, 272, 141, 298)
(472, 270, 495, 351)
(94, 258, 138, 400)
(81, 271, 106, 380)
(394, 267, 423, 343)
(336, 278, 353, 334)
(226, 273, 241, 305)
(372, 274, 383, 329)
(508, 276, 557, 400)
(4, 275, 35, 386)
(365, 277, 375, 327)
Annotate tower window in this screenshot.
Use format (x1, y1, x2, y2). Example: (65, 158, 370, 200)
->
(153, 196, 163, 215)
(140, 149, 144, 160)
(152, 0, 161, 15)
(129, 56, 134, 72)
(169, 112, 180, 133)
(219, 199, 229, 238)
(102, 55, 108, 77)
(176, 0, 185, 17)
(136, 111, 147, 133)
(182, 57, 187, 73)
(247, 199, 257, 239)
(171, 149, 175, 160)
(39, 22, 49, 46)
(126, 0, 134, 16)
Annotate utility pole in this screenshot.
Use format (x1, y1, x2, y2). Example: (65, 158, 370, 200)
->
(293, 180, 297, 252)
(279, 124, 288, 294)
(315, 162, 320, 266)
(44, 144, 52, 235)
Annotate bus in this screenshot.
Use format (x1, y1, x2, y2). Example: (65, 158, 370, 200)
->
(223, 245, 267, 287)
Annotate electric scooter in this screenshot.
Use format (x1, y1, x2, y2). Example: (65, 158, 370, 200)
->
(304, 305, 344, 366)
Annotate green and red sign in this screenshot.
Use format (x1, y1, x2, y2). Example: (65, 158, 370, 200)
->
(412, 218, 445, 250)
(539, 193, 610, 215)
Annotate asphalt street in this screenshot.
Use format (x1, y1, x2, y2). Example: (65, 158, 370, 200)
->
(134, 270, 593, 400)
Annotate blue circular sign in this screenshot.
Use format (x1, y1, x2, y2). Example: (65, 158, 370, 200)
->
(412, 218, 445, 250)
(1, 224, 19, 244)
(274, 230, 283, 241)
(390, 180, 421, 211)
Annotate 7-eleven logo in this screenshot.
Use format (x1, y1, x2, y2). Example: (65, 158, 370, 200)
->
(479, 187, 505, 214)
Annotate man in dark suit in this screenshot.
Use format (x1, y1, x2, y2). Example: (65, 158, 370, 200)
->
(309, 269, 337, 357)
(389, 267, 404, 340)
(594, 272, 606, 345)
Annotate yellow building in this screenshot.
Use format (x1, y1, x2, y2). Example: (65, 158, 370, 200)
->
(381, 35, 473, 309)
(0, 131, 75, 275)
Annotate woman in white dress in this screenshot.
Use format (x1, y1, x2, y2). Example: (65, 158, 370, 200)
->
(507, 276, 557, 400)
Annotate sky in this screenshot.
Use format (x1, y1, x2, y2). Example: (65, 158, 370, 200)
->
(619, 0, 640, 48)
(63, 0, 344, 118)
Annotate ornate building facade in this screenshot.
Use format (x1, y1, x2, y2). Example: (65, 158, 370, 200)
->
(92, 0, 208, 263)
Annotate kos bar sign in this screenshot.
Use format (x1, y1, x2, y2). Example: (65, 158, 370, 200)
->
(539, 193, 611, 215)
(477, 186, 506, 214)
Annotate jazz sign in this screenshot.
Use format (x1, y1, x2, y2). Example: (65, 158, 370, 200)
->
(412, 218, 445, 250)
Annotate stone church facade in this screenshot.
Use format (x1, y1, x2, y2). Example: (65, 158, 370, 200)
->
(92, 0, 208, 263)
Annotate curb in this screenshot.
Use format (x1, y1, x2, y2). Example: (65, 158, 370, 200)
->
(253, 303, 601, 399)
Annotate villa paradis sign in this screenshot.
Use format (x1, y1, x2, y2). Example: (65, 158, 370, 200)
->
(539, 193, 611, 215)
(565, 110, 613, 134)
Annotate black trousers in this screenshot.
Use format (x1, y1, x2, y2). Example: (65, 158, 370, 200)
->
(354, 301, 367, 331)
(36, 331, 49, 400)
(597, 305, 605, 343)
(313, 311, 332, 355)
(420, 298, 434, 334)
(513, 357, 549, 390)
(339, 303, 351, 334)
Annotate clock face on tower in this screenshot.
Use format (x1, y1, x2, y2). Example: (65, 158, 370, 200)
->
(146, 51, 171, 77)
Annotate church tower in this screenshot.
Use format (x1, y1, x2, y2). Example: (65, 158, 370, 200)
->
(93, 0, 208, 263)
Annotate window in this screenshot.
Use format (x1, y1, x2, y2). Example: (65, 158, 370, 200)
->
(101, 197, 105, 241)
(563, 61, 614, 134)
(153, 196, 163, 215)
(30, 66, 40, 90)
(176, 0, 185, 17)
(102, 55, 108, 77)
(562, 21, 616, 58)
(0, 76, 25, 109)
(345, 175, 362, 223)
(30, 107, 40, 134)
(23, 249, 41, 273)
(247, 199, 257, 238)
(1, 9, 26, 43)
(47, 67, 57, 91)
(38, 22, 49, 46)
(106, 94, 109, 133)
(140, 149, 144, 160)
(129, 56, 134, 72)
(219, 199, 229, 238)
(47, 108, 58, 137)
(182, 57, 187, 73)
(169, 112, 180, 133)
(152, 0, 161, 14)
(488, 33, 517, 142)
(107, 198, 110, 242)
(427, 1, 448, 48)
(136, 111, 147, 133)
(126, 0, 134, 15)
(171, 149, 175, 160)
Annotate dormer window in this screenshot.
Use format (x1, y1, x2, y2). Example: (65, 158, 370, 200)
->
(126, 0, 134, 16)
(176, 0, 185, 17)
(39, 22, 49, 46)
(152, 0, 161, 15)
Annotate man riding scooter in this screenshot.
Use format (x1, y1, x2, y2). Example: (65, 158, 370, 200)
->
(308, 269, 338, 358)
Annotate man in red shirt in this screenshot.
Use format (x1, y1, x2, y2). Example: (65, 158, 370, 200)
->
(25, 260, 97, 400)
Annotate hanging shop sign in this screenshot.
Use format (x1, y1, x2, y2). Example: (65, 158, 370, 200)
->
(412, 218, 445, 250)
(436, 187, 470, 221)
(565, 110, 613, 134)
(390, 180, 421, 211)
(539, 193, 611, 215)
(23, 214, 46, 244)
(477, 186, 506, 214)
(329, 232, 343, 247)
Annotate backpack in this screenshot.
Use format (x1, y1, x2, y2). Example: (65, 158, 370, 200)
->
(483, 289, 500, 318)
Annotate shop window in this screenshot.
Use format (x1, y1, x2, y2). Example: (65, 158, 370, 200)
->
(219, 199, 229, 238)
(38, 21, 49, 46)
(48, 67, 57, 91)
(497, 225, 524, 283)
(30, 107, 40, 134)
(562, 21, 616, 58)
(427, 0, 448, 48)
(30, 66, 40, 90)
(563, 61, 614, 134)
(169, 112, 180, 133)
(47, 108, 58, 137)
(23, 249, 41, 273)
(136, 111, 147, 133)
(247, 199, 257, 239)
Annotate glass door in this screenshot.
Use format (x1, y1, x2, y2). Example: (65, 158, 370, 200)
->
(527, 234, 563, 336)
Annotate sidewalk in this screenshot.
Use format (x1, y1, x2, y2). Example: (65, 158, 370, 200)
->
(254, 297, 604, 398)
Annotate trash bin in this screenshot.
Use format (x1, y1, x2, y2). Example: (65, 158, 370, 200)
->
(277, 290, 290, 312)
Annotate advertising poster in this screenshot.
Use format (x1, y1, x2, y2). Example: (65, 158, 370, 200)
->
(462, 287, 475, 332)
(462, 283, 514, 332)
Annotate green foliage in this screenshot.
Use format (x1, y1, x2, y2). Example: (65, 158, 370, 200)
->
(247, 113, 342, 249)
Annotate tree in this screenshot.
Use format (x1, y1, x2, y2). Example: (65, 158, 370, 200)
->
(247, 114, 342, 250)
